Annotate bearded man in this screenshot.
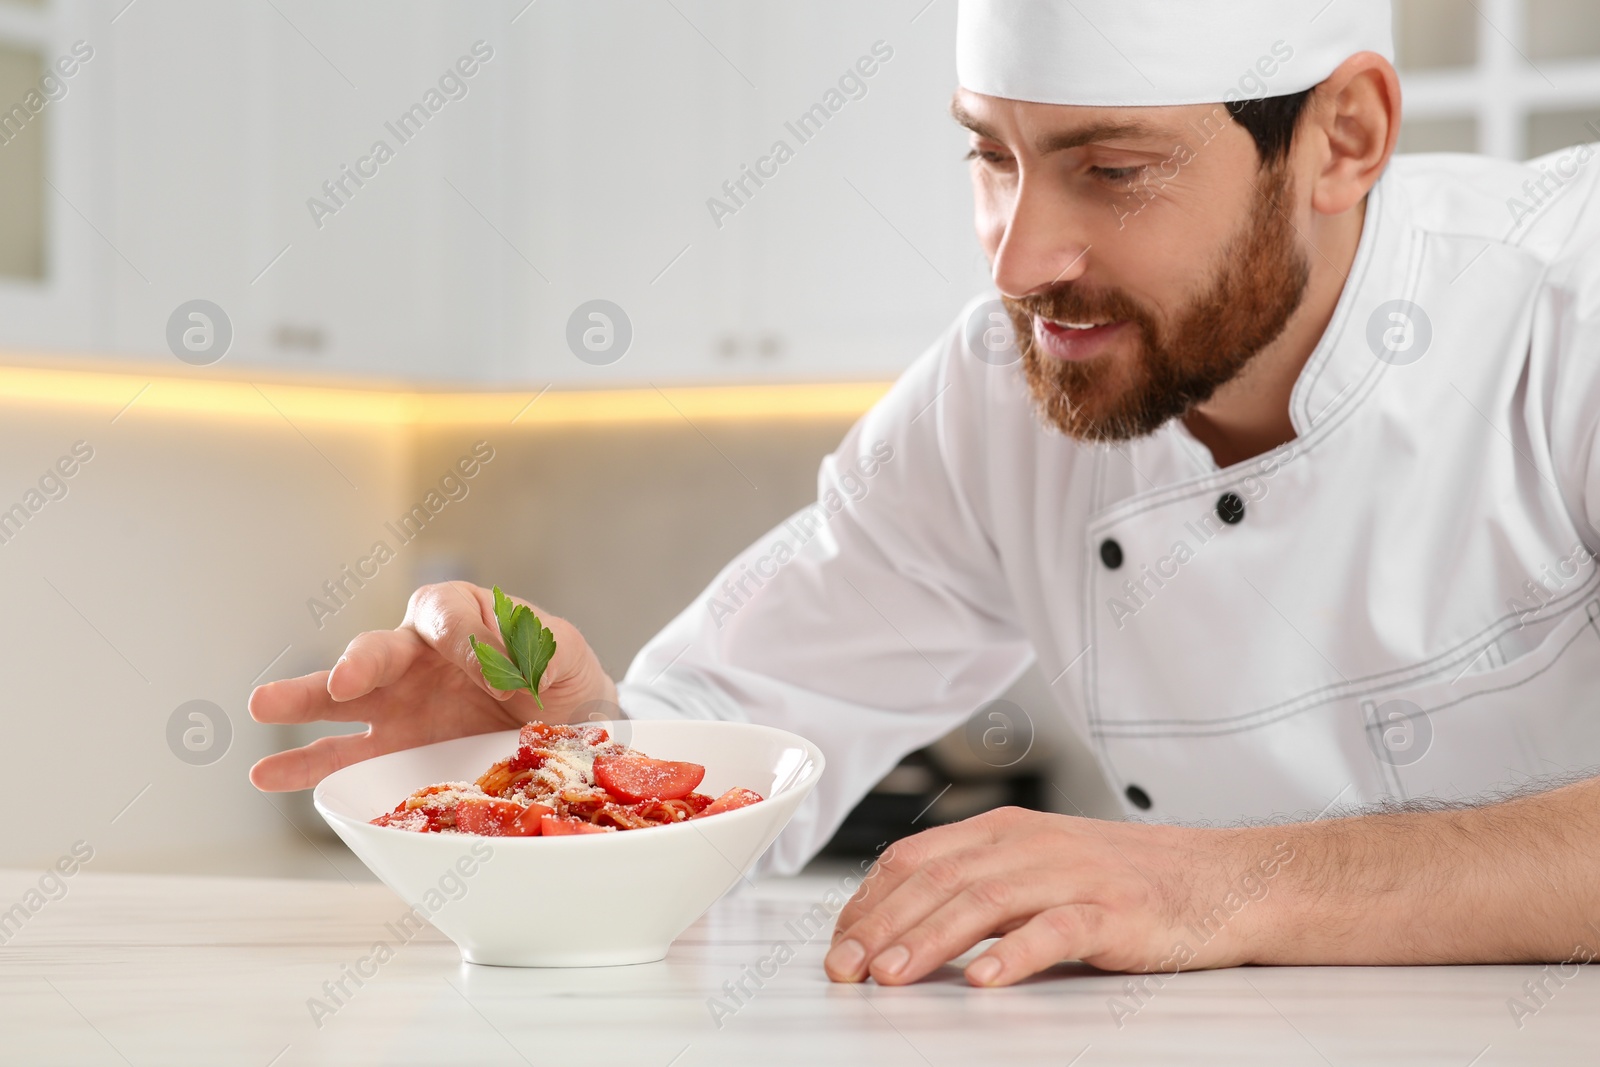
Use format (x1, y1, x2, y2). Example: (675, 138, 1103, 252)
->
(251, 0, 1600, 988)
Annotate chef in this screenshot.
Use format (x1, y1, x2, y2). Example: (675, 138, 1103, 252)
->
(252, 0, 1600, 989)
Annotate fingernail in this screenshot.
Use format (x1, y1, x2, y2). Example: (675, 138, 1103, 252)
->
(825, 939, 864, 978)
(327, 659, 348, 700)
(967, 956, 1002, 985)
(873, 944, 910, 978)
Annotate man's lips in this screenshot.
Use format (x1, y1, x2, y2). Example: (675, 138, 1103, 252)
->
(1033, 316, 1129, 362)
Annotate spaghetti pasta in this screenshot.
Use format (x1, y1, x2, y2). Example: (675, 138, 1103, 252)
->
(370, 721, 764, 836)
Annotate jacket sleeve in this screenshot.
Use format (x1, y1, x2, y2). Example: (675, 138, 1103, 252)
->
(615, 313, 1036, 873)
(1542, 183, 1600, 550)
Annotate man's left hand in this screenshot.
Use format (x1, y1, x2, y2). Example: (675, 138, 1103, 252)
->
(823, 806, 1289, 987)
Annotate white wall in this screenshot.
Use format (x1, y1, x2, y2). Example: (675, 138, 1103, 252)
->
(0, 378, 411, 877)
(0, 368, 1121, 878)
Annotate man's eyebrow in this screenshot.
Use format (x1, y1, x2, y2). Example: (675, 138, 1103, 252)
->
(949, 99, 1162, 155)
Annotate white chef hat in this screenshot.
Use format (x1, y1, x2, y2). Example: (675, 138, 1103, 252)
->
(956, 0, 1394, 108)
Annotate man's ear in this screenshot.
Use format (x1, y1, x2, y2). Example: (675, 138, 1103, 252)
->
(1303, 52, 1401, 217)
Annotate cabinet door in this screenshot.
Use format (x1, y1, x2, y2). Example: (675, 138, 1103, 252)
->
(496, 0, 742, 387)
(502, 0, 989, 386)
(104, 0, 274, 365)
(0, 0, 108, 351)
(99, 0, 510, 381)
(716, 0, 989, 382)
(229, 1, 510, 381)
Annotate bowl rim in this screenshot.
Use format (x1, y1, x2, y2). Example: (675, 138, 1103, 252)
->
(312, 717, 825, 844)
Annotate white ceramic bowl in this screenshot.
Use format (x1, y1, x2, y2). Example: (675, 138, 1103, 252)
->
(313, 718, 824, 967)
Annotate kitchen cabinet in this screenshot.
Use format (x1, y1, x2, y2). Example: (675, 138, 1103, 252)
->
(0, 0, 988, 385)
(0, 0, 107, 350)
(709, 0, 989, 383)
(102, 0, 513, 382)
(505, 0, 989, 386)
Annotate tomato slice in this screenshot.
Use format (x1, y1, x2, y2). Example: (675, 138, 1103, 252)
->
(512, 802, 553, 835)
(371, 809, 430, 832)
(593, 755, 705, 802)
(455, 798, 536, 837)
(539, 814, 610, 835)
(700, 787, 764, 816)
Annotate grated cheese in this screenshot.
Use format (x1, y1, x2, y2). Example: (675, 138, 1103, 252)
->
(403, 781, 487, 811)
(517, 732, 624, 802)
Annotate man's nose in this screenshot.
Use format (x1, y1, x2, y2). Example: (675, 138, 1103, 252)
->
(990, 175, 1092, 299)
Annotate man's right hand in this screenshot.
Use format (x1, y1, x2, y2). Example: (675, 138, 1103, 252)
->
(247, 581, 617, 792)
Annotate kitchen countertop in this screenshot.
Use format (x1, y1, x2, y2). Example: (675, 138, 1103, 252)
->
(0, 865, 1592, 1066)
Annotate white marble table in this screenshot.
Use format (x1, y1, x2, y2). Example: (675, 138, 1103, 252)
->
(0, 865, 1592, 1066)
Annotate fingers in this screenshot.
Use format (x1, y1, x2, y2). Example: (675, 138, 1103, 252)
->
(249, 671, 368, 725)
(250, 580, 592, 791)
(833, 817, 1002, 935)
(326, 629, 427, 703)
(825, 843, 1027, 984)
(869, 875, 1055, 986)
(963, 905, 1109, 987)
(248, 731, 376, 792)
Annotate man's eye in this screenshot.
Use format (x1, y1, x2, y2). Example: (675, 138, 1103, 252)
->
(964, 147, 1010, 165)
(1092, 165, 1144, 182)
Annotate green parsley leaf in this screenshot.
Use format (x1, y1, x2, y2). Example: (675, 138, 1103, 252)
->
(492, 586, 517, 643)
(525, 620, 556, 707)
(469, 634, 528, 692)
(473, 585, 558, 709)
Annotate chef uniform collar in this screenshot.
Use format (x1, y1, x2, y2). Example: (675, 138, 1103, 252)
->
(1128, 165, 1410, 491)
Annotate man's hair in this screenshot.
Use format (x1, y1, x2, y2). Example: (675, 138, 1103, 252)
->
(1227, 89, 1314, 166)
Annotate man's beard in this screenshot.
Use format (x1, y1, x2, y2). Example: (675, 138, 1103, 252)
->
(1006, 162, 1310, 443)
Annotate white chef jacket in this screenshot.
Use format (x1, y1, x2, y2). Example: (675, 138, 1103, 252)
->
(618, 145, 1600, 875)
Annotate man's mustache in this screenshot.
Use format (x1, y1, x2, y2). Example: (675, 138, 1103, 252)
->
(1004, 286, 1150, 329)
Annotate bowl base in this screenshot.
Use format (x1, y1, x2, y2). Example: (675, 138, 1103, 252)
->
(459, 946, 671, 968)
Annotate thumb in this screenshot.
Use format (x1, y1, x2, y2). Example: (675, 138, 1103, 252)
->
(404, 581, 519, 702)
